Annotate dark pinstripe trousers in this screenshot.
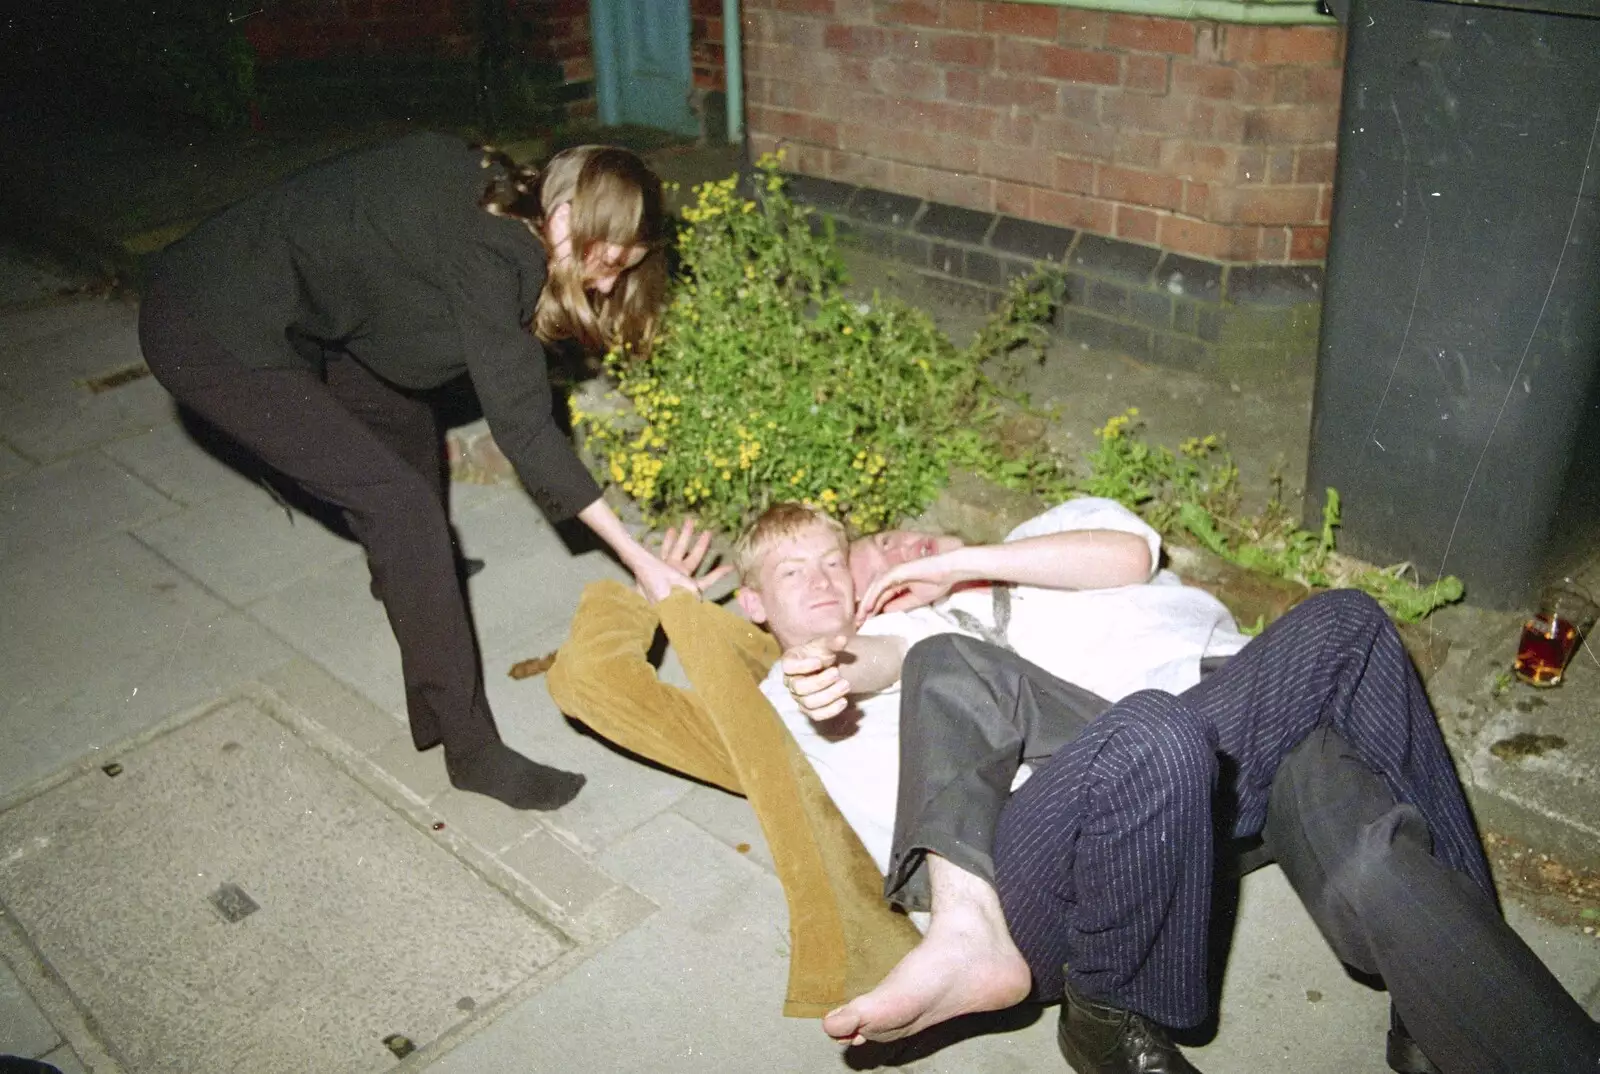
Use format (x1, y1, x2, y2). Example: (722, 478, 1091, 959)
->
(894, 590, 1598, 1072)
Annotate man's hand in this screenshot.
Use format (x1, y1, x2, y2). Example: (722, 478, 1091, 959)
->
(637, 518, 732, 603)
(854, 552, 965, 623)
(780, 634, 852, 721)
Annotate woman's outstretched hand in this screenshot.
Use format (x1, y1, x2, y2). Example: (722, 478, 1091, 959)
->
(634, 518, 732, 602)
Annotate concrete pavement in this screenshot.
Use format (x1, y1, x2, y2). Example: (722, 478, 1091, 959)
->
(0, 242, 1595, 1073)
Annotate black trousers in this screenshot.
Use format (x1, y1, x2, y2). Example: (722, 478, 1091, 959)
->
(138, 283, 502, 757)
(892, 590, 1599, 1072)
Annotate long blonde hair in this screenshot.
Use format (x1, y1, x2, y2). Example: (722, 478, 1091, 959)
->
(479, 144, 667, 356)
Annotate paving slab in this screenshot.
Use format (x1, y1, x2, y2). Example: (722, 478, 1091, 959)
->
(0, 242, 75, 308)
(0, 301, 144, 401)
(417, 811, 841, 1074)
(135, 486, 362, 606)
(0, 454, 177, 565)
(485, 671, 697, 854)
(0, 956, 61, 1060)
(0, 534, 294, 799)
(246, 555, 409, 720)
(101, 422, 263, 507)
(452, 490, 632, 669)
(0, 695, 570, 1074)
(0, 440, 30, 482)
(0, 375, 174, 463)
(1188, 865, 1391, 1073)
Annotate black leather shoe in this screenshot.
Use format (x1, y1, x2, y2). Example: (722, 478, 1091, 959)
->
(1386, 1012, 1442, 1074)
(1057, 982, 1202, 1074)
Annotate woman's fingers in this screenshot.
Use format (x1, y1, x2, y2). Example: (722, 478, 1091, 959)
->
(696, 563, 733, 591)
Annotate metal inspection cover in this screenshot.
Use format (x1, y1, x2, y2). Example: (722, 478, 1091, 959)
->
(0, 697, 569, 1074)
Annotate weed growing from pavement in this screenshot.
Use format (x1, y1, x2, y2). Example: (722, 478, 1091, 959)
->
(1084, 409, 1464, 621)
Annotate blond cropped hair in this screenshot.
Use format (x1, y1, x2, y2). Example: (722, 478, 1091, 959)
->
(734, 503, 846, 587)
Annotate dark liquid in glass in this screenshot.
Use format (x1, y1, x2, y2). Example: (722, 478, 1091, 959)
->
(1513, 615, 1579, 687)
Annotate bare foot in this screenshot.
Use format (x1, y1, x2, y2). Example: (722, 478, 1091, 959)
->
(822, 859, 1030, 1044)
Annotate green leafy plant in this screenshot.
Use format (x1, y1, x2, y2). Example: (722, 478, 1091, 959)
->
(573, 158, 1071, 536)
(1076, 409, 1464, 621)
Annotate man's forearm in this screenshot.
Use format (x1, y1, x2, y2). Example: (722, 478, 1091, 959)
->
(943, 529, 1151, 591)
(838, 633, 909, 695)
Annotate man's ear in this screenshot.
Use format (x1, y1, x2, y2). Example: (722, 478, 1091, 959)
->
(736, 585, 768, 624)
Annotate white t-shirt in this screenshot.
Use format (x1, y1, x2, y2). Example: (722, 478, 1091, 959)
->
(758, 497, 1249, 879)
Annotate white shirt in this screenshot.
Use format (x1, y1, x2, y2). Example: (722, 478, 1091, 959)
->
(759, 497, 1250, 879)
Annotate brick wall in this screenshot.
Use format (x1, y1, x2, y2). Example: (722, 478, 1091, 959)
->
(743, 0, 1344, 265)
(693, 0, 730, 93)
(509, 0, 596, 120)
(245, 0, 475, 63)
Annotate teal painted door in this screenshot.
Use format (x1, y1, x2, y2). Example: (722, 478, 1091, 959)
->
(590, 0, 697, 136)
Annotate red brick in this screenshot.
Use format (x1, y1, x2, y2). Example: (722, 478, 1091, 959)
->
(1116, 204, 1161, 244)
(1171, 60, 1240, 101)
(1192, 100, 1246, 143)
(930, 32, 995, 67)
(824, 23, 887, 52)
(1045, 10, 1098, 46)
(1101, 92, 1194, 137)
(1295, 145, 1336, 183)
(944, 68, 980, 101)
(994, 113, 1036, 146)
(774, 17, 826, 47)
(1098, 165, 1184, 212)
(1114, 130, 1163, 170)
(1318, 185, 1334, 223)
(764, 78, 825, 112)
(1053, 156, 1098, 194)
(1107, 14, 1195, 55)
(1242, 104, 1340, 145)
(1257, 226, 1289, 262)
(1159, 142, 1238, 184)
(1034, 116, 1115, 160)
(749, 105, 840, 146)
(1021, 43, 1120, 85)
(888, 160, 995, 211)
(980, 144, 1056, 186)
(1267, 148, 1295, 184)
(1272, 67, 1311, 105)
(962, 73, 1058, 110)
(995, 180, 1032, 215)
(876, 0, 943, 27)
(981, 2, 1058, 38)
(1033, 189, 1115, 234)
(1307, 66, 1345, 105)
(1057, 84, 1101, 122)
(941, 0, 983, 30)
(827, 148, 894, 187)
(870, 57, 944, 99)
(1289, 225, 1329, 261)
(1182, 180, 1211, 217)
(771, 0, 836, 14)
(832, 0, 875, 18)
(1160, 216, 1255, 261)
(1123, 53, 1169, 94)
(1223, 25, 1342, 66)
(910, 99, 998, 138)
(1212, 184, 1322, 225)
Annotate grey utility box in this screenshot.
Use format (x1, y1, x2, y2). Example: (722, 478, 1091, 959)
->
(1305, 0, 1600, 609)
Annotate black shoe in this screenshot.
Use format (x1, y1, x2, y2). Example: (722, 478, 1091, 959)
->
(1057, 982, 1202, 1074)
(444, 741, 585, 811)
(1387, 1013, 1442, 1074)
